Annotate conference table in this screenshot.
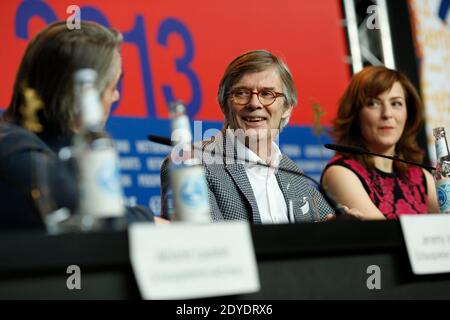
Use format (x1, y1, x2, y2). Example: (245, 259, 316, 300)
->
(1, 220, 450, 299)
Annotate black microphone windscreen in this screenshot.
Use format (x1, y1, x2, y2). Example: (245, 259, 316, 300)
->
(324, 144, 366, 155)
(148, 135, 173, 146)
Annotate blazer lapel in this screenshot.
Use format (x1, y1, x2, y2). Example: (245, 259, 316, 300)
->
(221, 131, 261, 223)
(276, 156, 313, 223)
(225, 164, 261, 223)
(275, 157, 291, 222)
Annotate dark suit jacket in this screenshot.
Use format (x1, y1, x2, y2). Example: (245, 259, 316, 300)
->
(0, 122, 153, 229)
(0, 123, 74, 228)
(160, 132, 334, 223)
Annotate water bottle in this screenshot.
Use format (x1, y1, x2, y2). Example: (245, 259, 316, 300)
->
(433, 127, 450, 213)
(73, 69, 126, 230)
(168, 101, 210, 223)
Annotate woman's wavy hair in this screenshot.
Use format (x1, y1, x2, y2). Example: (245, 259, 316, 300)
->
(4, 21, 122, 137)
(331, 66, 425, 174)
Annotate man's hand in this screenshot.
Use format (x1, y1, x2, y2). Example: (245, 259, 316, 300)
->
(324, 206, 364, 221)
(340, 205, 365, 220)
(154, 216, 170, 224)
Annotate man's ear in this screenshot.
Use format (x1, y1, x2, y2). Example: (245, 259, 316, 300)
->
(281, 105, 293, 120)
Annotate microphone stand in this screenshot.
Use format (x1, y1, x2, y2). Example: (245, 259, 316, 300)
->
(149, 134, 348, 217)
(324, 144, 436, 171)
(363, 151, 436, 171)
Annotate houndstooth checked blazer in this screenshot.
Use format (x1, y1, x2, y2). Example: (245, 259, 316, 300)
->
(160, 132, 334, 223)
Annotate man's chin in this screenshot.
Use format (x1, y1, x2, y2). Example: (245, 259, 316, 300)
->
(244, 130, 271, 146)
(242, 129, 268, 142)
(243, 127, 268, 135)
(228, 126, 275, 144)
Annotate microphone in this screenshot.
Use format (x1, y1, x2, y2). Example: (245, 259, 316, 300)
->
(148, 135, 173, 146)
(324, 144, 436, 171)
(148, 134, 348, 217)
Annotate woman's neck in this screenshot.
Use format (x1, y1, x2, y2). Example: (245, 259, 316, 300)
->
(373, 156, 394, 173)
(368, 145, 396, 173)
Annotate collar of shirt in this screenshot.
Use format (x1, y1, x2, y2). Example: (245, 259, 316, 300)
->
(233, 136, 282, 174)
(231, 133, 288, 224)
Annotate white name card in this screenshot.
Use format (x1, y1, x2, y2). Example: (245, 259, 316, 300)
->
(128, 221, 260, 300)
(399, 214, 450, 275)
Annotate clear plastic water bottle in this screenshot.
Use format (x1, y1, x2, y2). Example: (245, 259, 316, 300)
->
(73, 69, 126, 230)
(168, 101, 210, 223)
(433, 127, 450, 213)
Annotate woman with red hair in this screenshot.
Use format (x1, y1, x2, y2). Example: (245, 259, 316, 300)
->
(321, 66, 439, 220)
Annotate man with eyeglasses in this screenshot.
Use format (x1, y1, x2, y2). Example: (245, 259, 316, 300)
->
(160, 50, 335, 223)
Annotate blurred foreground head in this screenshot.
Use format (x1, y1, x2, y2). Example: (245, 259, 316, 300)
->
(5, 20, 122, 137)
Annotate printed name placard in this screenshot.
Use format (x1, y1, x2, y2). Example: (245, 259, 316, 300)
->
(129, 221, 260, 299)
(399, 214, 450, 275)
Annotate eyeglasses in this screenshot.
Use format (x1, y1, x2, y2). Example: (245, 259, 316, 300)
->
(229, 88, 285, 107)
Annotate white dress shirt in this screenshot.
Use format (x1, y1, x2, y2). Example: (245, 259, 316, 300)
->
(235, 138, 289, 224)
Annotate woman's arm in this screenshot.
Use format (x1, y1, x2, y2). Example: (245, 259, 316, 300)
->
(321, 165, 386, 220)
(423, 169, 440, 213)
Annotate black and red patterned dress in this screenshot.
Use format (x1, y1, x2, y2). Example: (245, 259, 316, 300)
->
(323, 155, 429, 219)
